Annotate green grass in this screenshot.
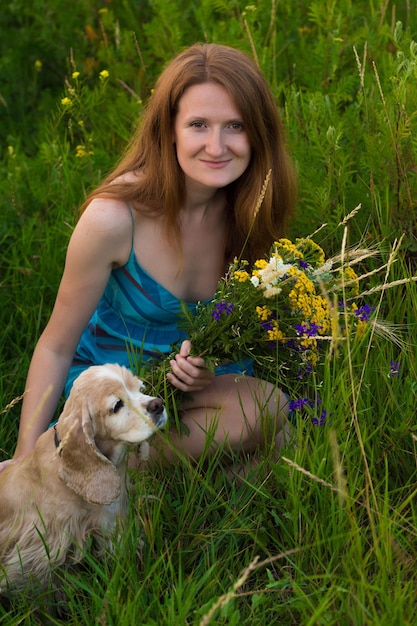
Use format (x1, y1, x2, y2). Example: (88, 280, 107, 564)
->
(1, 0, 417, 623)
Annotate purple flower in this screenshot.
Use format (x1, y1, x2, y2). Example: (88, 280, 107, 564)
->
(288, 396, 331, 425)
(295, 322, 307, 335)
(289, 397, 314, 411)
(312, 409, 331, 426)
(211, 301, 234, 321)
(297, 363, 313, 380)
(355, 304, 376, 322)
(308, 322, 321, 336)
(388, 360, 400, 378)
(295, 322, 322, 337)
(298, 259, 309, 269)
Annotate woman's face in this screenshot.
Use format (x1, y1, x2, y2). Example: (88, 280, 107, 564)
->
(173, 82, 251, 195)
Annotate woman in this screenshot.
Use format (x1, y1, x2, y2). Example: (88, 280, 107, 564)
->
(1, 43, 297, 471)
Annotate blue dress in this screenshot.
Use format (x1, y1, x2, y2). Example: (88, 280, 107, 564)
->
(65, 216, 254, 397)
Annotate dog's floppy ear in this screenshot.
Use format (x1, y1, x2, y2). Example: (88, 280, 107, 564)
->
(57, 402, 120, 505)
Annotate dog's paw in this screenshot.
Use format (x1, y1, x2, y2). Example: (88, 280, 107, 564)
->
(138, 441, 150, 462)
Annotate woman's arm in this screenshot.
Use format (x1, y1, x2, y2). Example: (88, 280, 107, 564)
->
(5, 199, 133, 466)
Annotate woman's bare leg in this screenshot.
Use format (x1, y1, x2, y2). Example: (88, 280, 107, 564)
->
(146, 373, 291, 466)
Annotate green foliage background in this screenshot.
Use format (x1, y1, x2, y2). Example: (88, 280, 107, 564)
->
(1, 1, 417, 624)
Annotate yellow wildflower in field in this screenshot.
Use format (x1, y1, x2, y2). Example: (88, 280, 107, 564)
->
(34, 60, 42, 71)
(72, 71, 80, 79)
(355, 319, 368, 340)
(99, 70, 109, 79)
(61, 97, 72, 107)
(75, 145, 94, 158)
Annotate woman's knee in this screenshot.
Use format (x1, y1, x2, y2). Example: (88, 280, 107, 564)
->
(181, 373, 289, 450)
(216, 375, 290, 447)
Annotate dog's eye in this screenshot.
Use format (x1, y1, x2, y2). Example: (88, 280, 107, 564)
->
(111, 399, 125, 413)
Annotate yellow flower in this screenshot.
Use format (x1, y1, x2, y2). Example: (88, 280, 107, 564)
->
(254, 259, 268, 269)
(296, 238, 326, 267)
(288, 267, 316, 316)
(274, 238, 304, 259)
(355, 319, 367, 340)
(75, 144, 94, 158)
(75, 145, 87, 158)
(61, 97, 72, 107)
(267, 320, 285, 342)
(98, 7, 108, 13)
(99, 70, 109, 79)
(256, 305, 272, 321)
(234, 270, 250, 282)
(34, 60, 42, 71)
(304, 342, 319, 365)
(310, 295, 331, 335)
(340, 266, 359, 296)
(72, 71, 80, 79)
(8, 145, 14, 155)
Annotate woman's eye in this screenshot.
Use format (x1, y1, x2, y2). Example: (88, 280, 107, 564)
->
(190, 121, 205, 128)
(112, 399, 124, 413)
(229, 122, 244, 131)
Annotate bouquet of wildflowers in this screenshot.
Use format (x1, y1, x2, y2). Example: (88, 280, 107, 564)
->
(178, 236, 375, 368)
(148, 225, 389, 423)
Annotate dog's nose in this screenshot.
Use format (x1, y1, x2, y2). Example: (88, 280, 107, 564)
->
(147, 398, 164, 416)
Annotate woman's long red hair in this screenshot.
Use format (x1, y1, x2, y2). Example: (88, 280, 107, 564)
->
(81, 43, 297, 265)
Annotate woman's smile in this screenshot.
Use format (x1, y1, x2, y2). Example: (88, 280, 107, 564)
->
(200, 159, 232, 168)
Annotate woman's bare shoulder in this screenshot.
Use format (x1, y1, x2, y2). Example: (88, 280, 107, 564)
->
(75, 198, 134, 267)
(81, 196, 132, 226)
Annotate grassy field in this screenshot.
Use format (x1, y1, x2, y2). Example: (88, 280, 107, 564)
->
(1, 1, 417, 624)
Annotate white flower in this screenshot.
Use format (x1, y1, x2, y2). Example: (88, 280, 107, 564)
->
(259, 259, 293, 286)
(250, 276, 260, 288)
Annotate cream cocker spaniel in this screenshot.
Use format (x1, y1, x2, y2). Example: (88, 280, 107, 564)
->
(0, 363, 167, 593)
